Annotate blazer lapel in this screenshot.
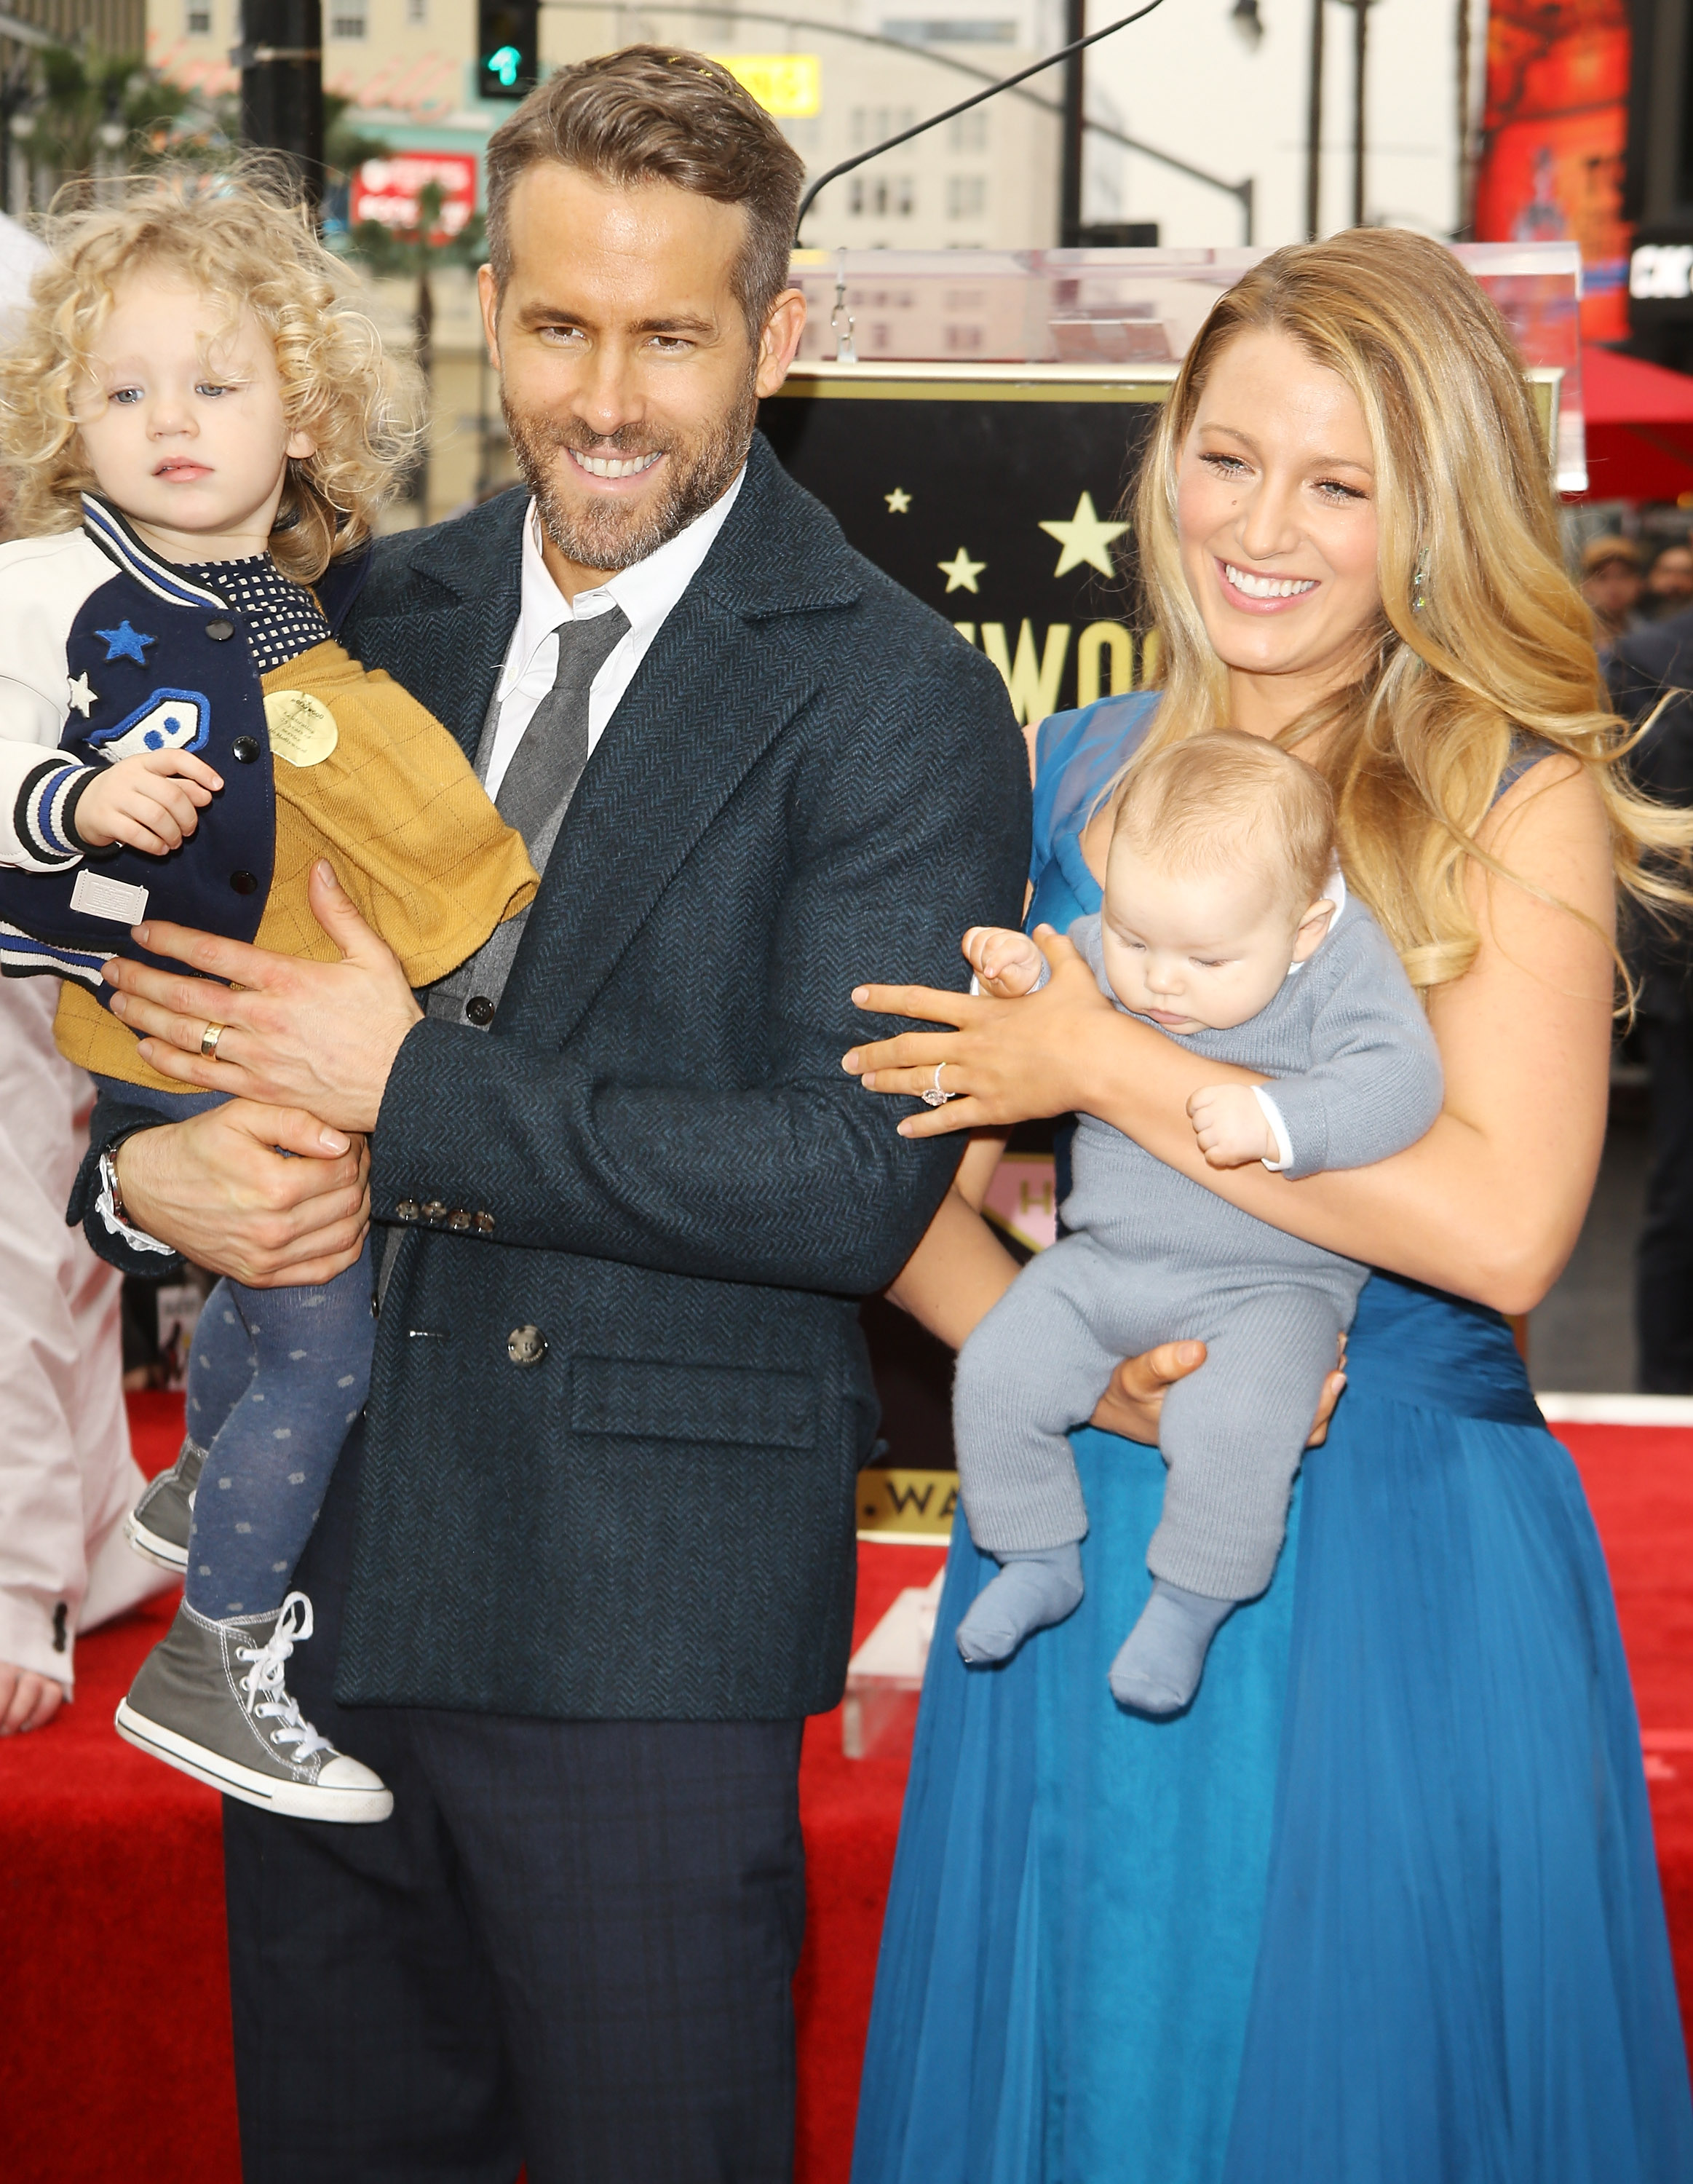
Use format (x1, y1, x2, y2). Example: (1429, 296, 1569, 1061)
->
(496, 438, 863, 1044)
(395, 490, 528, 764)
(497, 587, 820, 1043)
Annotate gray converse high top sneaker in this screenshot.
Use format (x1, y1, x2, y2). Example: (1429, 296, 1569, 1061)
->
(124, 1437, 207, 1572)
(115, 1592, 392, 1823)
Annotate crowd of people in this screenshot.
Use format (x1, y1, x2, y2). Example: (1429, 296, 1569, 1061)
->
(3, 44, 1693, 2184)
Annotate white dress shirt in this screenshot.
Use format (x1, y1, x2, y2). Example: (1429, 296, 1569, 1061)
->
(483, 465, 746, 802)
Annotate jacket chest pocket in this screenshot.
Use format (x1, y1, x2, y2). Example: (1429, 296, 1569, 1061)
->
(569, 1356, 816, 1451)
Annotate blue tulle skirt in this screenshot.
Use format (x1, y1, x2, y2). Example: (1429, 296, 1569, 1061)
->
(852, 1274, 1693, 2184)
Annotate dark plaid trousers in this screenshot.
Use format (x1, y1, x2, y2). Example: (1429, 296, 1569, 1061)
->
(223, 1423, 807, 2184)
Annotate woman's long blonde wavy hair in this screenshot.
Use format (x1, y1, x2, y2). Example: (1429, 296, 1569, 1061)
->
(1130, 226, 1690, 997)
(0, 162, 422, 583)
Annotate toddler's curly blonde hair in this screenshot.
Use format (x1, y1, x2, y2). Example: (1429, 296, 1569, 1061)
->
(0, 162, 423, 583)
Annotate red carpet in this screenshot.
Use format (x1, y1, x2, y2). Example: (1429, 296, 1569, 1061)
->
(0, 1396, 1686, 2183)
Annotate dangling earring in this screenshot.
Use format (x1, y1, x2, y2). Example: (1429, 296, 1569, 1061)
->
(1412, 555, 1430, 614)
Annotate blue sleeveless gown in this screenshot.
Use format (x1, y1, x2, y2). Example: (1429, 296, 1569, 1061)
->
(852, 693, 1693, 2184)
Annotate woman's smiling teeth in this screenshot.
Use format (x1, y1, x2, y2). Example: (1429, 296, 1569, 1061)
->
(571, 448, 663, 479)
(1224, 562, 1317, 599)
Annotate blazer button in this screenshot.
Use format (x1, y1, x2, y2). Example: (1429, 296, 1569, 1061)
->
(447, 1208, 472, 1231)
(395, 1200, 419, 1222)
(421, 1199, 446, 1222)
(229, 871, 258, 895)
(465, 995, 496, 1026)
(507, 1325, 547, 1368)
(475, 1211, 495, 1235)
(205, 617, 234, 641)
(231, 736, 260, 763)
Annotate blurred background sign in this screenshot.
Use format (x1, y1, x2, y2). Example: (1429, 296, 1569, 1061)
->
(709, 53, 822, 119)
(351, 151, 477, 241)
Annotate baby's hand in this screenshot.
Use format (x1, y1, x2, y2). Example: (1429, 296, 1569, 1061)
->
(74, 748, 223, 855)
(963, 925, 1047, 997)
(1187, 1083, 1277, 1169)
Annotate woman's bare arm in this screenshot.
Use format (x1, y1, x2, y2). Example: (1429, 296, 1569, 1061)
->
(848, 761, 1615, 1318)
(884, 1135, 1018, 1348)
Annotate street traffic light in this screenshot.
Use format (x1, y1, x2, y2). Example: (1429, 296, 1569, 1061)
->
(477, 0, 539, 100)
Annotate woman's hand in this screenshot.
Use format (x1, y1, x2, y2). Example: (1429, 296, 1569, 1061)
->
(845, 928, 1119, 1137)
(1090, 1334, 1348, 1447)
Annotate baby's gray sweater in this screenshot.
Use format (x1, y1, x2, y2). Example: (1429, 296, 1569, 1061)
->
(1065, 900, 1443, 1299)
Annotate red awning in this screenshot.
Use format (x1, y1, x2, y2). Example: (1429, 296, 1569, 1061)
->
(1577, 343, 1693, 501)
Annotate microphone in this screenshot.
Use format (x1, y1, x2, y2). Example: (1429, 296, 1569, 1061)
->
(794, 0, 1172, 242)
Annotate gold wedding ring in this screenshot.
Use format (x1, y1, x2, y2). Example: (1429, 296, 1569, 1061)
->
(201, 1021, 226, 1059)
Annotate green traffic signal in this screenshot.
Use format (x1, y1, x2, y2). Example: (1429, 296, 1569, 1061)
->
(488, 42, 520, 87)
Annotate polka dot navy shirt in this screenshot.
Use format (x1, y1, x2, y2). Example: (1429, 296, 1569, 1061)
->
(179, 553, 331, 673)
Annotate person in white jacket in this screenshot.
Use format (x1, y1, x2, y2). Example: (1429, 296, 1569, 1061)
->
(0, 972, 174, 1731)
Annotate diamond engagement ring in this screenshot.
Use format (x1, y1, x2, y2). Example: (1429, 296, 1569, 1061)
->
(921, 1061, 957, 1108)
(200, 1021, 226, 1059)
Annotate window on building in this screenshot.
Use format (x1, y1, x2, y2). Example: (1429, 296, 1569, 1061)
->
(945, 323, 984, 352)
(947, 110, 988, 153)
(185, 1, 211, 29)
(406, 0, 427, 19)
(947, 175, 987, 221)
(330, 10, 367, 36)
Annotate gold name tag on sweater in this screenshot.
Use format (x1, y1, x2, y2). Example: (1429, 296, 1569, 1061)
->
(263, 690, 339, 768)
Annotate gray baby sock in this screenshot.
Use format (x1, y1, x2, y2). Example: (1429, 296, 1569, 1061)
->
(1108, 1578, 1237, 1715)
(956, 1543, 1085, 1666)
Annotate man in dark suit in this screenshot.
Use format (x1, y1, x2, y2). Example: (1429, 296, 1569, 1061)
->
(1608, 606, 1693, 1390)
(80, 49, 1028, 2181)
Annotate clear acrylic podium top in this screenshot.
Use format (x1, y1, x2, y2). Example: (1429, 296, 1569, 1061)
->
(788, 242, 1587, 493)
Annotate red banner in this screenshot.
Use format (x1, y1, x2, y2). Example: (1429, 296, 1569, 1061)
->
(1473, 0, 1630, 342)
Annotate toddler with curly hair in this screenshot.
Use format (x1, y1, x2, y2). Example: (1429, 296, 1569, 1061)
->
(0, 170, 537, 1821)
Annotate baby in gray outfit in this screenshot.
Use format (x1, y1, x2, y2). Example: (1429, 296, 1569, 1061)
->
(953, 730, 1443, 1714)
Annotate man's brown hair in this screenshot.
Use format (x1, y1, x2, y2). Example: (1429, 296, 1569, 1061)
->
(484, 47, 804, 333)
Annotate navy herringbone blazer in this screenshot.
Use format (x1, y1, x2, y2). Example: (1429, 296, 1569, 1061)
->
(79, 433, 1030, 1720)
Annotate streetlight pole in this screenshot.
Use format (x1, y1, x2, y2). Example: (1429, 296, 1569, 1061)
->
(238, 0, 324, 207)
(1305, 0, 1324, 240)
(1060, 0, 1085, 245)
(1352, 0, 1368, 226)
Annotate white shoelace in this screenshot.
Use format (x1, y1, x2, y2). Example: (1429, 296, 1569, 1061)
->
(235, 1591, 335, 1764)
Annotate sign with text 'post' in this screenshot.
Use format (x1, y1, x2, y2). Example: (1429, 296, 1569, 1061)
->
(351, 153, 479, 243)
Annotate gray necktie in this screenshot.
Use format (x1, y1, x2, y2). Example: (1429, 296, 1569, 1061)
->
(495, 602, 630, 847)
(429, 602, 631, 1030)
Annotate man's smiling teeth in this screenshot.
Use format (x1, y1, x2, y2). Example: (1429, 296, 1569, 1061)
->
(1225, 563, 1317, 599)
(572, 450, 662, 478)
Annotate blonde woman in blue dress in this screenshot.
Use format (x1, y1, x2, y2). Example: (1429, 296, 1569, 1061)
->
(844, 231, 1693, 2184)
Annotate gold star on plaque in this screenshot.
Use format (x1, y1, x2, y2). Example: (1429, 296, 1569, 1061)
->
(885, 486, 912, 513)
(937, 546, 986, 594)
(1039, 491, 1130, 578)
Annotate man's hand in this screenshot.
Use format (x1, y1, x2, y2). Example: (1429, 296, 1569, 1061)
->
(102, 861, 423, 1135)
(116, 1101, 370, 1287)
(962, 925, 1047, 998)
(1187, 1083, 1277, 1170)
(75, 748, 223, 854)
(0, 1663, 65, 1734)
(1090, 1334, 1347, 1447)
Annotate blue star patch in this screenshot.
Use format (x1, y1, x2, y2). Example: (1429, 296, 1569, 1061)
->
(95, 620, 156, 665)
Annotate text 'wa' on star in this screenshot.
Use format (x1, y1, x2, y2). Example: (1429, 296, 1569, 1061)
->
(884, 486, 912, 513)
(937, 547, 986, 595)
(1039, 491, 1129, 579)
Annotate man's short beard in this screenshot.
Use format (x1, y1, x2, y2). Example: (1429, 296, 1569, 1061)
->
(502, 363, 760, 573)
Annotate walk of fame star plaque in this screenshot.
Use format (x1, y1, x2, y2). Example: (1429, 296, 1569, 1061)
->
(760, 360, 1175, 730)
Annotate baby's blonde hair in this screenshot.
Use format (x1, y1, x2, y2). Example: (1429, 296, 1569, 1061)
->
(1112, 729, 1337, 915)
(0, 162, 423, 582)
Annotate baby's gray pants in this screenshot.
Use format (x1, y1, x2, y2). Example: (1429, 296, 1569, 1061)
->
(953, 1233, 1347, 1601)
